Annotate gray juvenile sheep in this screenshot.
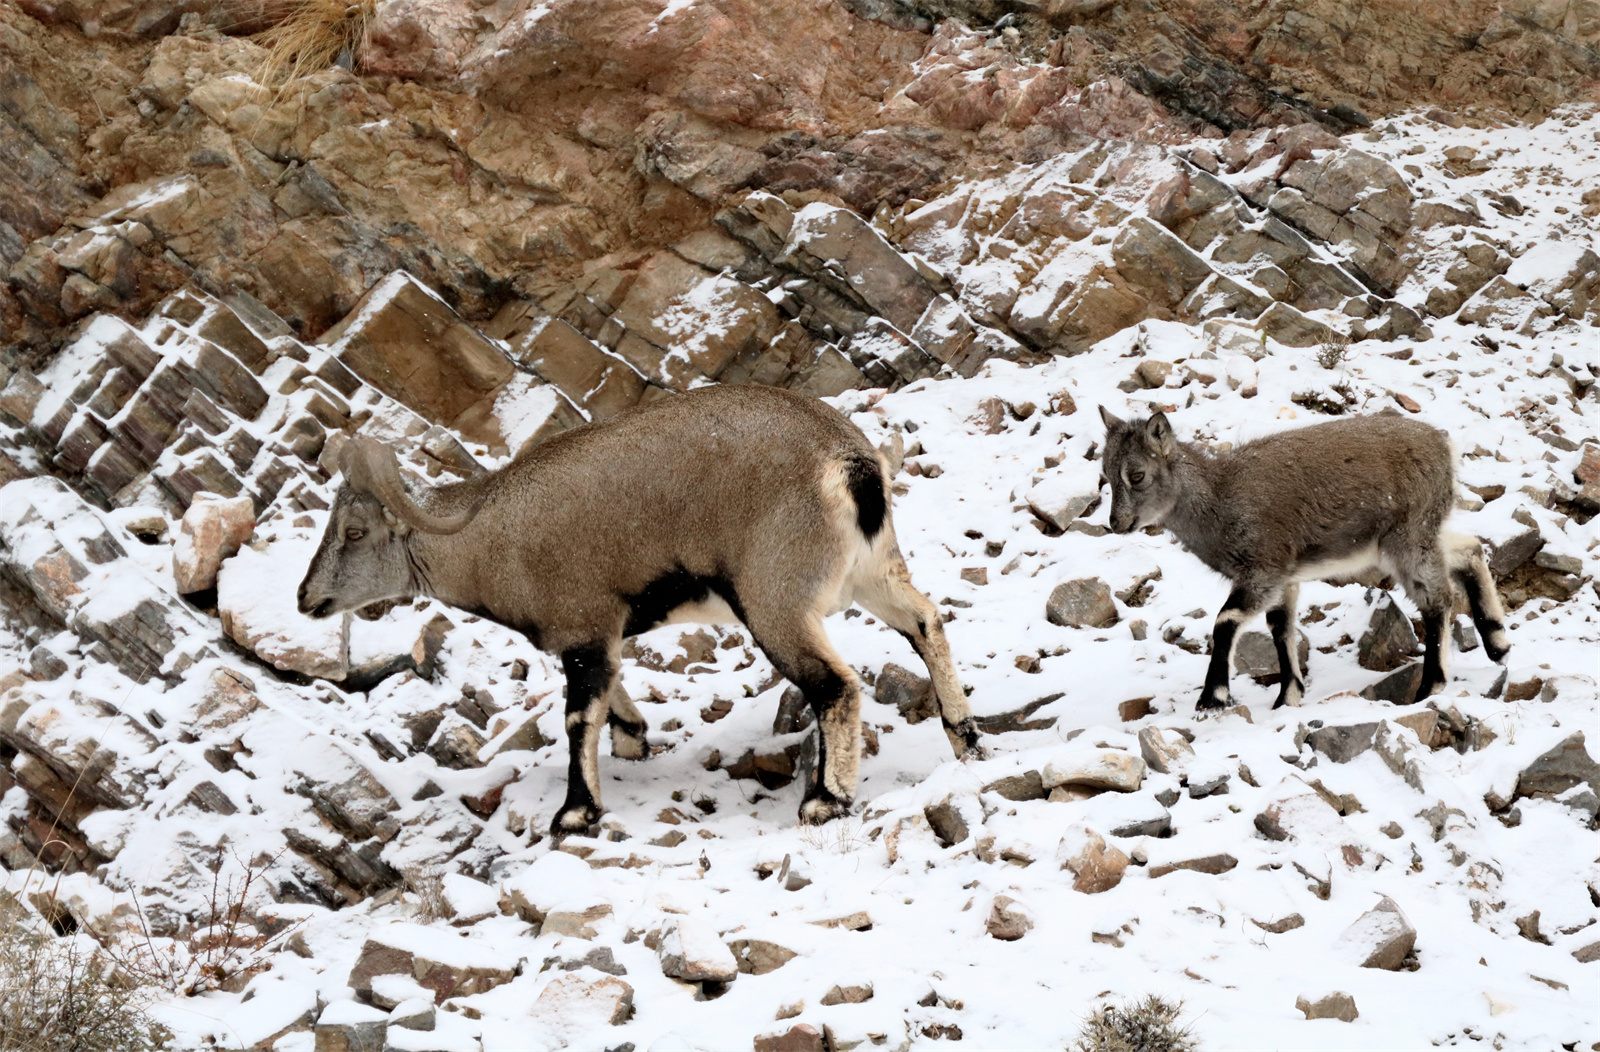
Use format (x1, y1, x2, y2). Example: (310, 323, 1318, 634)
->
(1098, 407, 1509, 710)
(298, 384, 978, 834)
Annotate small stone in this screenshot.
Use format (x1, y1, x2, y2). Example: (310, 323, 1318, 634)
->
(1232, 630, 1311, 680)
(1296, 992, 1358, 1022)
(754, 1024, 826, 1052)
(1513, 732, 1600, 818)
(1572, 941, 1600, 964)
(1337, 895, 1416, 970)
(1118, 696, 1154, 721)
(924, 798, 970, 847)
(1148, 853, 1237, 878)
(875, 662, 936, 724)
(658, 916, 738, 983)
(985, 894, 1033, 941)
(313, 1001, 387, 1052)
(388, 997, 436, 1031)
(1057, 826, 1129, 894)
(960, 567, 988, 586)
(651, 829, 687, 848)
(1358, 598, 1418, 672)
(1135, 359, 1173, 388)
(1392, 391, 1422, 413)
(983, 770, 1047, 802)
(728, 938, 798, 976)
(772, 686, 813, 734)
(1379, 821, 1404, 838)
(1046, 577, 1118, 628)
(1137, 726, 1194, 775)
(1252, 913, 1305, 934)
(1042, 751, 1146, 793)
(820, 982, 873, 1005)
(543, 903, 612, 940)
(1360, 663, 1424, 704)
(810, 911, 871, 931)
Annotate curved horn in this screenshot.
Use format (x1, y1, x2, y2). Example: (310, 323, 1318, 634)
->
(341, 437, 477, 535)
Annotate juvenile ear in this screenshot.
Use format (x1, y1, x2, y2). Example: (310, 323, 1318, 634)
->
(1098, 405, 1124, 433)
(1144, 412, 1175, 458)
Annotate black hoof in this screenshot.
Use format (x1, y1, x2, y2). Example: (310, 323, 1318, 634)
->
(551, 804, 601, 838)
(798, 795, 851, 825)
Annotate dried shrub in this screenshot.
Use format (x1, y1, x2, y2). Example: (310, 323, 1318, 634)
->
(0, 893, 158, 1052)
(106, 848, 301, 997)
(252, 0, 376, 88)
(1315, 334, 1352, 370)
(1072, 996, 1198, 1052)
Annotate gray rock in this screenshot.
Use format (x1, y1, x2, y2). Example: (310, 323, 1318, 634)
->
(1307, 723, 1380, 763)
(772, 686, 814, 734)
(728, 938, 798, 976)
(1046, 578, 1117, 629)
(1358, 598, 1418, 672)
(1233, 629, 1311, 680)
(924, 798, 970, 847)
(1338, 896, 1416, 970)
(983, 770, 1046, 802)
(1488, 527, 1543, 576)
(875, 663, 936, 724)
(1360, 663, 1423, 705)
(1514, 732, 1600, 819)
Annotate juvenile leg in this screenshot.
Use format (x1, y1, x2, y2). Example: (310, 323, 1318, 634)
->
(1405, 556, 1453, 701)
(1199, 583, 1273, 711)
(856, 554, 980, 757)
(605, 683, 650, 760)
(1267, 582, 1306, 709)
(1446, 533, 1510, 663)
(751, 615, 862, 825)
(553, 642, 617, 835)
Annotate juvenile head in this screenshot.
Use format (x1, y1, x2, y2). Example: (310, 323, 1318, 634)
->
(296, 438, 476, 618)
(1099, 407, 1178, 535)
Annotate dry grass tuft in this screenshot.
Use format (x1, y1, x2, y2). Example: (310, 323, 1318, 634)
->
(252, 0, 376, 89)
(1072, 995, 1198, 1052)
(0, 892, 158, 1052)
(402, 864, 451, 923)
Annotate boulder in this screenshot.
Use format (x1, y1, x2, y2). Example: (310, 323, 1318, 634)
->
(1457, 276, 1555, 335)
(658, 916, 738, 984)
(1056, 825, 1128, 894)
(1255, 301, 1340, 347)
(1307, 723, 1380, 764)
(530, 974, 633, 1027)
(1233, 630, 1310, 680)
(875, 663, 936, 724)
(541, 903, 612, 939)
(924, 797, 971, 847)
(1148, 853, 1237, 877)
(1336, 896, 1416, 970)
(171, 492, 255, 593)
(754, 1025, 827, 1052)
(1046, 578, 1117, 628)
(1513, 732, 1600, 819)
(728, 938, 798, 976)
(217, 538, 345, 680)
(319, 272, 513, 448)
(313, 1001, 387, 1052)
(820, 982, 874, 1005)
(1042, 751, 1146, 793)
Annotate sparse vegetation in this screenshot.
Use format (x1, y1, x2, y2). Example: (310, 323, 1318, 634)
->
(1315, 333, 1352, 370)
(402, 864, 450, 923)
(1072, 996, 1198, 1052)
(252, 0, 376, 88)
(106, 848, 300, 997)
(0, 892, 158, 1052)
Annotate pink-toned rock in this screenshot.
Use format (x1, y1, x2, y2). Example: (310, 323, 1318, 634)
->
(1056, 825, 1129, 894)
(531, 973, 633, 1026)
(172, 492, 255, 593)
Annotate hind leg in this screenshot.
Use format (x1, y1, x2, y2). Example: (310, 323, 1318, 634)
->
(606, 683, 649, 760)
(1446, 533, 1510, 663)
(748, 613, 862, 824)
(1267, 583, 1306, 709)
(855, 551, 979, 758)
(1403, 548, 1453, 701)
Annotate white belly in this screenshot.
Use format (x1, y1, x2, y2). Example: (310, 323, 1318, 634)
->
(1294, 542, 1389, 583)
(662, 595, 741, 625)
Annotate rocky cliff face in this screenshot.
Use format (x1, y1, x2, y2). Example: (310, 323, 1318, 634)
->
(2, 1, 1600, 1049)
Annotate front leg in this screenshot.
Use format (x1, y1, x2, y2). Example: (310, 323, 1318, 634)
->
(553, 643, 617, 836)
(1198, 585, 1269, 711)
(1267, 583, 1306, 709)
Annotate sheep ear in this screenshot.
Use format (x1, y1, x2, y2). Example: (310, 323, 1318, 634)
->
(1098, 405, 1124, 432)
(1144, 412, 1175, 458)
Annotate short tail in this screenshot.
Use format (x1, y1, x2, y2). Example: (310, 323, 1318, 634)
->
(842, 451, 888, 541)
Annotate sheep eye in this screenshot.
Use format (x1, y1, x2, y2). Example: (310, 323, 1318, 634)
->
(1129, 470, 1146, 485)
(345, 528, 366, 542)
